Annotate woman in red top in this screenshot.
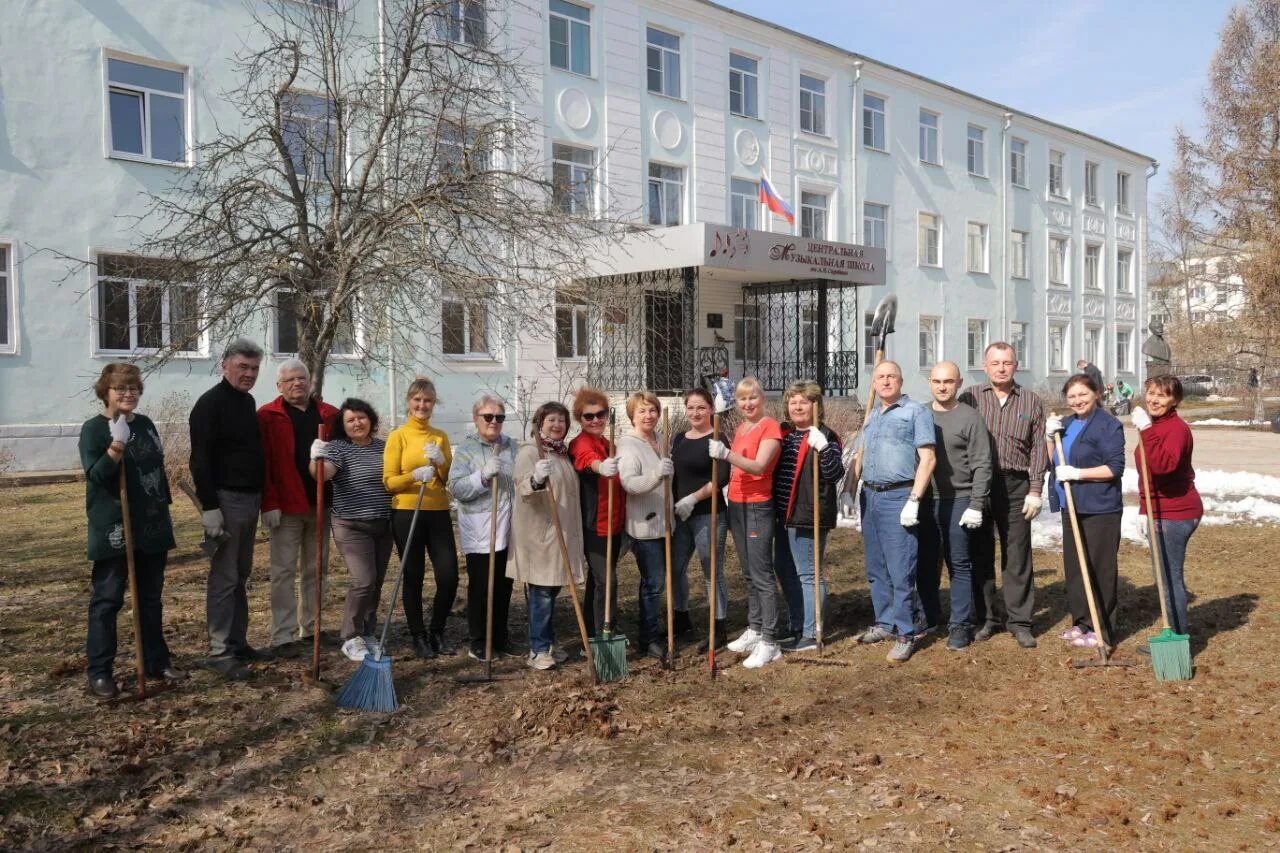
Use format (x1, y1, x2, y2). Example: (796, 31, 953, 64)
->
(709, 377, 784, 669)
(1131, 374, 1203, 637)
(568, 387, 626, 639)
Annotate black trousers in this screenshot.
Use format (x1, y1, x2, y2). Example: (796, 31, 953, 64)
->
(970, 472, 1036, 630)
(583, 529, 629, 637)
(87, 550, 171, 679)
(1061, 510, 1121, 645)
(392, 509, 459, 637)
(464, 549, 514, 649)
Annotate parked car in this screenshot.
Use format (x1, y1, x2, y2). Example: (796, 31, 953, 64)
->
(1176, 374, 1217, 397)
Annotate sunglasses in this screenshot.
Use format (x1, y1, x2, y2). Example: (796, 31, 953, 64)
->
(581, 411, 609, 421)
(479, 413, 506, 423)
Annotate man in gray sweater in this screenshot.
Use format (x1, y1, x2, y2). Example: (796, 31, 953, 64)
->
(917, 361, 993, 651)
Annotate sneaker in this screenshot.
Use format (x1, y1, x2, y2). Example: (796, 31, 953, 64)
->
(789, 636, 818, 652)
(777, 634, 800, 651)
(551, 645, 571, 664)
(727, 628, 761, 654)
(1060, 625, 1085, 642)
(886, 636, 916, 664)
(946, 625, 971, 651)
(1071, 631, 1102, 649)
(341, 636, 369, 662)
(858, 625, 892, 645)
(527, 650, 555, 670)
(496, 641, 524, 659)
(973, 622, 1000, 642)
(742, 641, 782, 669)
(913, 621, 939, 640)
(236, 645, 277, 663)
(1012, 627, 1038, 649)
(467, 644, 487, 661)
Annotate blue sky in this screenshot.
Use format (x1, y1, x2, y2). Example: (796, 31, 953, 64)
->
(719, 0, 1235, 204)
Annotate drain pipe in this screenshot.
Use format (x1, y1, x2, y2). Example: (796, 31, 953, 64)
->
(378, 0, 398, 424)
(1141, 160, 1159, 376)
(851, 60, 862, 244)
(1000, 112, 1012, 343)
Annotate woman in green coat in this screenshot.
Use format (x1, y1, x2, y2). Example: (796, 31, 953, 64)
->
(78, 363, 181, 698)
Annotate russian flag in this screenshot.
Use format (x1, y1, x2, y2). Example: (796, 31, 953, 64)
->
(759, 172, 795, 224)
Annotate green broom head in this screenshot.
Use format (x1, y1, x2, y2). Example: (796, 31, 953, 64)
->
(335, 654, 398, 712)
(1148, 628, 1193, 682)
(590, 629, 629, 683)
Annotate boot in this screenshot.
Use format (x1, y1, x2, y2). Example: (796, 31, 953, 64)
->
(411, 633, 437, 659)
(697, 620, 728, 653)
(430, 632, 457, 656)
(674, 609, 700, 643)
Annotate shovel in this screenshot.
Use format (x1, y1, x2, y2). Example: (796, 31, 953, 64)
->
(177, 480, 229, 558)
(853, 293, 898, 481)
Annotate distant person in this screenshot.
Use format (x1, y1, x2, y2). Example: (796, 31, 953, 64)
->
(1077, 359, 1105, 395)
(1248, 367, 1260, 389)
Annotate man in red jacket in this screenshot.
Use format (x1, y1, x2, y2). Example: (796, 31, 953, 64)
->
(258, 359, 338, 657)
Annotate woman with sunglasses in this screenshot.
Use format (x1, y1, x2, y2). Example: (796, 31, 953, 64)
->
(448, 395, 520, 660)
(568, 387, 626, 639)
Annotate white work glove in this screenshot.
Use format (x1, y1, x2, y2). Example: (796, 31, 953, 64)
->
(108, 414, 131, 445)
(839, 491, 856, 518)
(310, 438, 329, 460)
(807, 426, 829, 451)
(960, 507, 984, 529)
(674, 493, 698, 521)
(708, 439, 729, 461)
(532, 459, 554, 485)
(899, 499, 920, 528)
(412, 464, 435, 483)
(480, 456, 501, 481)
(1045, 414, 1064, 436)
(423, 441, 445, 466)
(597, 457, 619, 477)
(262, 509, 282, 530)
(1130, 407, 1152, 432)
(1055, 465, 1084, 482)
(201, 508, 225, 539)
(1021, 494, 1043, 520)
(659, 457, 674, 478)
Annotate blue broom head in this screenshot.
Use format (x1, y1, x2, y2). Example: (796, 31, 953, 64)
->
(335, 654, 398, 712)
(1149, 628, 1193, 682)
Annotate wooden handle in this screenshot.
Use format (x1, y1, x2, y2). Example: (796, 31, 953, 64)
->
(118, 456, 147, 698)
(1137, 439, 1173, 631)
(485, 442, 499, 673)
(663, 407, 674, 666)
(604, 413, 615, 630)
(539, 445, 598, 683)
(708, 412, 719, 677)
(313, 422, 329, 680)
(813, 424, 823, 652)
(1054, 428, 1109, 656)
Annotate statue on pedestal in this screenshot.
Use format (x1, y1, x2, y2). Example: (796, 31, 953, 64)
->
(1142, 319, 1173, 377)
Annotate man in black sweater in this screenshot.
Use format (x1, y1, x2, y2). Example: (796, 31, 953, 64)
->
(189, 338, 270, 678)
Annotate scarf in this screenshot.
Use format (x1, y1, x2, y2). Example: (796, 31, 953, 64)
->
(539, 435, 568, 456)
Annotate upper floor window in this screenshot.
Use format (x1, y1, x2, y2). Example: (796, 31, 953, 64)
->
(966, 221, 989, 274)
(863, 202, 887, 250)
(96, 254, 200, 354)
(730, 178, 758, 229)
(918, 315, 940, 370)
(442, 288, 492, 357)
(1049, 235, 1069, 285)
(966, 319, 989, 369)
(0, 245, 13, 354)
(647, 162, 683, 226)
(436, 0, 486, 45)
(967, 125, 985, 176)
(918, 212, 940, 267)
(1049, 149, 1066, 198)
(549, 0, 591, 75)
(1048, 322, 1069, 371)
(918, 109, 939, 165)
(1011, 230, 1029, 279)
(1084, 243, 1102, 290)
(646, 27, 681, 98)
(728, 52, 758, 118)
(275, 289, 355, 357)
(799, 74, 826, 135)
(1011, 321, 1029, 365)
(863, 92, 886, 150)
(800, 191, 828, 239)
(1117, 171, 1131, 214)
(282, 92, 338, 183)
(555, 295, 589, 359)
(106, 56, 186, 164)
(1084, 161, 1099, 207)
(551, 143, 595, 216)
(1116, 248, 1133, 293)
(1009, 138, 1027, 187)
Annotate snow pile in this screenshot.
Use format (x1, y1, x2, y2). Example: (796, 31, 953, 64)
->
(1187, 418, 1266, 427)
(1205, 394, 1240, 402)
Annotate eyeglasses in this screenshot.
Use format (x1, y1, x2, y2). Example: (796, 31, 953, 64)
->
(280, 377, 309, 385)
(479, 413, 506, 423)
(581, 411, 608, 421)
(110, 386, 141, 395)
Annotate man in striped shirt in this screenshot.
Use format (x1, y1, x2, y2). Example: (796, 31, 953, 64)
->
(958, 342, 1048, 649)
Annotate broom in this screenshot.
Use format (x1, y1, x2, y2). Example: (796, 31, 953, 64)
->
(1138, 438, 1193, 680)
(590, 411, 628, 681)
(335, 478, 429, 712)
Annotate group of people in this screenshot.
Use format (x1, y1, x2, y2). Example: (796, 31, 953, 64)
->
(78, 337, 1203, 697)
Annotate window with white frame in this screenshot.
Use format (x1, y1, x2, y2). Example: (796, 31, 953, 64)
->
(1049, 149, 1065, 198)
(555, 295, 589, 359)
(1048, 322, 1069, 371)
(551, 143, 595, 215)
(966, 222, 989, 273)
(1084, 243, 1102, 290)
(728, 52, 758, 118)
(647, 162, 683, 226)
(436, 0, 486, 45)
(1117, 171, 1131, 214)
(106, 56, 187, 164)
(96, 254, 200, 354)
(1011, 229, 1029, 278)
(1115, 328, 1133, 372)
(442, 288, 492, 356)
(730, 178, 758, 229)
(1084, 161, 1099, 206)
(799, 74, 826, 135)
(967, 125, 985, 176)
(1011, 321, 1029, 365)
(919, 315, 940, 370)
(282, 92, 338, 182)
(646, 27, 681, 98)
(1010, 138, 1027, 187)
(863, 92, 886, 150)
(549, 0, 591, 75)
(863, 202, 887, 249)
(1116, 248, 1133, 293)
(966, 319, 988, 369)
(800, 191, 828, 238)
(918, 212, 940, 267)
(0, 245, 12, 353)
(863, 311, 876, 366)
(1084, 325, 1102, 366)
(919, 109, 939, 165)
(1049, 235, 1069, 285)
(734, 303, 759, 361)
(275, 289, 356, 356)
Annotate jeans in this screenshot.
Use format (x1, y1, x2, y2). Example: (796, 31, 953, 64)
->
(916, 497, 977, 629)
(87, 550, 171, 678)
(727, 500, 780, 643)
(860, 486, 919, 637)
(786, 528, 830, 640)
(671, 512, 729, 620)
(268, 511, 331, 647)
(629, 537, 668, 646)
(584, 530, 629, 637)
(465, 549, 514, 649)
(1154, 517, 1199, 635)
(207, 489, 260, 658)
(526, 583, 560, 654)
(773, 514, 803, 636)
(391, 508, 459, 637)
(330, 516, 393, 640)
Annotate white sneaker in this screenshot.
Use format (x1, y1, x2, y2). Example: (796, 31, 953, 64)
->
(528, 651, 556, 670)
(742, 641, 781, 669)
(341, 636, 369, 662)
(727, 628, 761, 653)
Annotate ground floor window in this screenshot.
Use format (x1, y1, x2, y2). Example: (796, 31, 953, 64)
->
(966, 318, 988, 369)
(273, 289, 356, 357)
(1048, 321, 1069, 371)
(1084, 325, 1102, 368)
(0, 245, 12, 353)
(1115, 327, 1133, 373)
(555, 295, 589, 359)
(734, 302, 759, 362)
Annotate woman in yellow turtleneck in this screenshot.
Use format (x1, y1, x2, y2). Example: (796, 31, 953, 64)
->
(383, 376, 458, 658)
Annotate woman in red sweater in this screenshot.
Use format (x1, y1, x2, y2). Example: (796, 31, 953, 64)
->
(1131, 374, 1203, 637)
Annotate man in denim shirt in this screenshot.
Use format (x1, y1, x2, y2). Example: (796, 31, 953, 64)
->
(853, 361, 936, 663)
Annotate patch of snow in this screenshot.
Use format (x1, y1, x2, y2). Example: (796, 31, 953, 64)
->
(1205, 394, 1240, 402)
(1187, 418, 1266, 427)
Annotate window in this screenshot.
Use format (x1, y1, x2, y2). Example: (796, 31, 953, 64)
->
(442, 289, 491, 356)
(799, 74, 826, 135)
(919, 315, 940, 370)
(555, 295, 589, 359)
(863, 202, 887, 249)
(863, 311, 876, 366)
(436, 0, 486, 45)
(1116, 248, 1133, 293)
(967, 125, 985, 176)
(966, 222, 988, 273)
(1084, 161, 1099, 206)
(1084, 243, 1102, 290)
(282, 92, 338, 182)
(1117, 171, 1131, 214)
(918, 212, 940, 267)
(0, 245, 12, 353)
(730, 178, 758, 229)
(800, 191, 828, 239)
(1049, 149, 1065, 197)
(1048, 322, 1069, 371)
(549, 0, 591, 75)
(1191, 284, 1207, 301)
(275, 289, 355, 357)
(1116, 328, 1133, 372)
(1011, 230, 1029, 279)
(1084, 326, 1102, 366)
(729, 53, 758, 118)
(734, 303, 759, 361)
(1049, 235, 1069, 285)
(646, 27, 681, 98)
(106, 56, 186, 163)
(647, 162, 683, 226)
(1010, 138, 1027, 187)
(967, 319, 988, 369)
(918, 109, 939, 165)
(1215, 287, 1230, 306)
(551, 143, 595, 215)
(96, 254, 199, 354)
(1011, 321, 1029, 365)
(863, 92, 886, 150)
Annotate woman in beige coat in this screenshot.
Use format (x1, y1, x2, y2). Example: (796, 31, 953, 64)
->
(509, 401, 585, 670)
